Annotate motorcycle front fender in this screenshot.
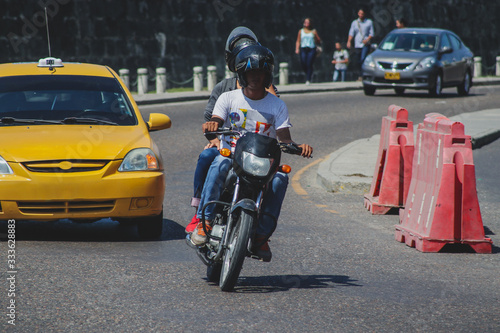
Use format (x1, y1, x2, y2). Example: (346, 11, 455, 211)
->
(230, 198, 257, 215)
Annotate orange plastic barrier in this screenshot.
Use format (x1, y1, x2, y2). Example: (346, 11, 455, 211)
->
(395, 113, 492, 253)
(364, 105, 414, 214)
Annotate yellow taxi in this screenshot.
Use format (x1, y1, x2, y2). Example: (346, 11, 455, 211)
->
(0, 57, 171, 238)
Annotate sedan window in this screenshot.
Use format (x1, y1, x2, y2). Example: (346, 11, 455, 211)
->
(448, 34, 462, 50)
(0, 75, 137, 126)
(380, 33, 438, 52)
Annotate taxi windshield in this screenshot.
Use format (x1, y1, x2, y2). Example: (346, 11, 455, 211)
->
(379, 33, 438, 52)
(0, 75, 137, 125)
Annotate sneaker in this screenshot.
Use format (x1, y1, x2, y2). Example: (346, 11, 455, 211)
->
(190, 222, 212, 246)
(252, 236, 272, 262)
(185, 215, 200, 234)
(305, 80, 310, 85)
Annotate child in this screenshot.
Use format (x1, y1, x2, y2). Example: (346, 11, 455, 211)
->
(332, 42, 349, 82)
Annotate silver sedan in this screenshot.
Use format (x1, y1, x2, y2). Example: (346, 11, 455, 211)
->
(362, 28, 474, 96)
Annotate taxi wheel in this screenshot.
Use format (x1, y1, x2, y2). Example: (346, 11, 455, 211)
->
(137, 210, 164, 239)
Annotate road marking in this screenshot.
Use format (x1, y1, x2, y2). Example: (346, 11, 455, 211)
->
(324, 209, 339, 214)
(291, 157, 324, 196)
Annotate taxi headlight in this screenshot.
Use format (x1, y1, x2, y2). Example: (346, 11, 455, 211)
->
(118, 148, 159, 171)
(242, 151, 273, 177)
(0, 156, 13, 174)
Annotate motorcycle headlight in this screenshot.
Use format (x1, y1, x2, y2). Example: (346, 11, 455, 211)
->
(118, 148, 159, 171)
(363, 55, 375, 68)
(241, 151, 273, 177)
(415, 56, 436, 70)
(0, 156, 13, 174)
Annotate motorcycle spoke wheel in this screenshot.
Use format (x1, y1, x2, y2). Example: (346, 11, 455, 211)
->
(219, 210, 253, 292)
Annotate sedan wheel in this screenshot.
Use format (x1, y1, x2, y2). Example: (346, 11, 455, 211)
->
(429, 73, 442, 96)
(363, 85, 376, 96)
(395, 88, 405, 96)
(457, 71, 471, 96)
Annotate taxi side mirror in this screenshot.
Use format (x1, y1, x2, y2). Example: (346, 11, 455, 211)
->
(147, 113, 171, 131)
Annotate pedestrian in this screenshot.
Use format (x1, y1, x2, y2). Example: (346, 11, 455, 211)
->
(332, 42, 349, 82)
(295, 17, 322, 85)
(396, 17, 407, 29)
(190, 44, 313, 261)
(347, 8, 374, 80)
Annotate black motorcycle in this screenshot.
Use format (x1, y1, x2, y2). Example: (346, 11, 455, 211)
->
(187, 129, 303, 291)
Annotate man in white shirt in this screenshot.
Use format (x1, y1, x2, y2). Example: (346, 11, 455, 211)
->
(191, 45, 313, 261)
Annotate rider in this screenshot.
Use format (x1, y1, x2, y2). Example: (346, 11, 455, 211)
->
(186, 27, 278, 233)
(190, 44, 313, 261)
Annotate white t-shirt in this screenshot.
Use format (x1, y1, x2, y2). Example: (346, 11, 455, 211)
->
(212, 89, 292, 151)
(333, 49, 349, 70)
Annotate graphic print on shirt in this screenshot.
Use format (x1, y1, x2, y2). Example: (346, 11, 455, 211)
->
(225, 108, 275, 150)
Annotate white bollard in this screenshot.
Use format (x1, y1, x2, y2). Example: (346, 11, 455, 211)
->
(207, 65, 217, 92)
(119, 69, 130, 90)
(279, 62, 289, 85)
(156, 67, 167, 93)
(473, 56, 482, 78)
(225, 67, 236, 79)
(496, 56, 500, 76)
(193, 66, 203, 92)
(137, 68, 148, 94)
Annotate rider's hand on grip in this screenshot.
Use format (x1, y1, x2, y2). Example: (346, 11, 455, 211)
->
(202, 121, 220, 133)
(298, 143, 313, 158)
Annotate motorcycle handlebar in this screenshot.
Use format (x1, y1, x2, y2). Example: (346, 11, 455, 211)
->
(204, 128, 311, 157)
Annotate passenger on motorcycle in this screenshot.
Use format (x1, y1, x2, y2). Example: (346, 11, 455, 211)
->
(187, 27, 279, 234)
(190, 44, 313, 261)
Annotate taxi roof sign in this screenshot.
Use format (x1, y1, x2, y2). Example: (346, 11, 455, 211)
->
(38, 57, 64, 68)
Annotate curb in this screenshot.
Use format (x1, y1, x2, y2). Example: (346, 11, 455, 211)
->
(132, 77, 500, 106)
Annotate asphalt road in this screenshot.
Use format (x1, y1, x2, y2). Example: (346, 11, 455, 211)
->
(2, 85, 500, 332)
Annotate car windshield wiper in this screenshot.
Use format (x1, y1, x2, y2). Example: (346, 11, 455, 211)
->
(0, 117, 62, 125)
(61, 117, 118, 126)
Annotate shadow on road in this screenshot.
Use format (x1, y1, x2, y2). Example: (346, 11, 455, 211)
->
(218, 274, 362, 293)
(0, 218, 186, 242)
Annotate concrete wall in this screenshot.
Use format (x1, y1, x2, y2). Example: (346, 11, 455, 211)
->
(1, 0, 499, 86)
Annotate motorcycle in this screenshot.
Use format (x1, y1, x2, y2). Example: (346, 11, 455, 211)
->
(187, 128, 304, 291)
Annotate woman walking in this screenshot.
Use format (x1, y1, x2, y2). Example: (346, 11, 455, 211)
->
(295, 18, 321, 84)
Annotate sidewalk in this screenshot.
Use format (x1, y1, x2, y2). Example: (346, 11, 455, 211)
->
(132, 77, 500, 194)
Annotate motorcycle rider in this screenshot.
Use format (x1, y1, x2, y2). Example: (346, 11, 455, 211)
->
(186, 27, 279, 234)
(190, 44, 313, 261)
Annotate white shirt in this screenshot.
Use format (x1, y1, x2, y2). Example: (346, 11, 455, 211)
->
(212, 89, 292, 152)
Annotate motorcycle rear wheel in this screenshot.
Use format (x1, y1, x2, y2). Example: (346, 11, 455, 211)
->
(219, 210, 253, 291)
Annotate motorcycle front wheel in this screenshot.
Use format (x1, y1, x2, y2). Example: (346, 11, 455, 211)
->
(219, 209, 253, 292)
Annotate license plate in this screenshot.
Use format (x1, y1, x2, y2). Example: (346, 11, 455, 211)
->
(384, 72, 400, 80)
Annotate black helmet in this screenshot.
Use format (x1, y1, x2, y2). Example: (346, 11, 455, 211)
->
(225, 26, 260, 73)
(234, 44, 274, 88)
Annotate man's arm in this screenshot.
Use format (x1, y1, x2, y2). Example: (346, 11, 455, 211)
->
(202, 116, 224, 149)
(276, 128, 313, 158)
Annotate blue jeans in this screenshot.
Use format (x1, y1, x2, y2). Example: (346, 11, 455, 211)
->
(193, 147, 219, 199)
(300, 47, 317, 82)
(333, 69, 346, 82)
(357, 44, 371, 72)
(196, 154, 288, 237)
